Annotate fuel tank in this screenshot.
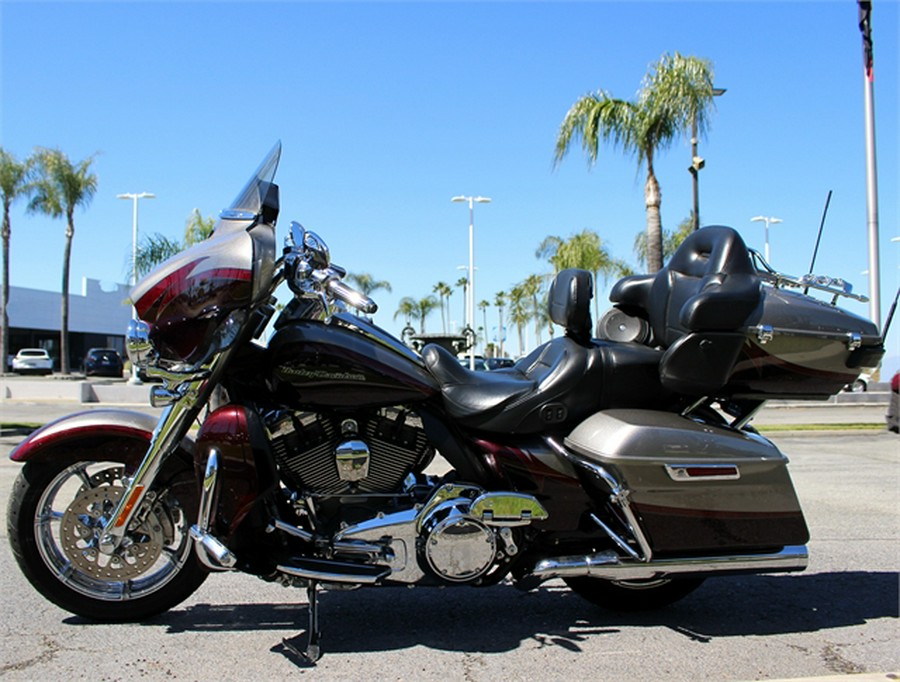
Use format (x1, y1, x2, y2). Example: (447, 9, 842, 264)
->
(268, 313, 440, 407)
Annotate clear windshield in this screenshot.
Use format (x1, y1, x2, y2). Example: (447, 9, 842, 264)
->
(226, 141, 282, 215)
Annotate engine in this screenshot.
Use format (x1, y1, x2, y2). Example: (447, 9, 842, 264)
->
(265, 407, 549, 587)
(267, 406, 434, 496)
(332, 484, 549, 585)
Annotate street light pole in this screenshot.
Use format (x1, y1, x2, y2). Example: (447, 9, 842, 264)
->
(690, 87, 726, 231)
(117, 191, 155, 383)
(750, 215, 782, 263)
(451, 195, 491, 370)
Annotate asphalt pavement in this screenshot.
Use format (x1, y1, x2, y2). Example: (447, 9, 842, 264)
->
(0, 394, 897, 681)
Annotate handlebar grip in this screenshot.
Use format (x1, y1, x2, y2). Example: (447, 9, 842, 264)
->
(327, 278, 378, 315)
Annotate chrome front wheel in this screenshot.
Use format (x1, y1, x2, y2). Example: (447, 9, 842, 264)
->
(8, 456, 207, 621)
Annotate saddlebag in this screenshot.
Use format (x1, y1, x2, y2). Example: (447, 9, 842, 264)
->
(565, 409, 809, 555)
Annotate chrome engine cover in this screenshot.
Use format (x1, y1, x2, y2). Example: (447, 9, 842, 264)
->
(420, 499, 496, 582)
(332, 484, 547, 585)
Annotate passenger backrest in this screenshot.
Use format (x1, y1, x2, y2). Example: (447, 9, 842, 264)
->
(611, 226, 761, 348)
(610, 226, 763, 396)
(547, 269, 593, 344)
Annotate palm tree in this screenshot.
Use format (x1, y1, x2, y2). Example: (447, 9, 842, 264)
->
(395, 295, 438, 336)
(633, 213, 695, 269)
(455, 276, 469, 330)
(346, 272, 392, 318)
(494, 291, 507, 357)
(394, 296, 418, 330)
(521, 274, 545, 346)
(134, 233, 183, 278)
(27, 148, 98, 374)
(0, 148, 32, 373)
(415, 295, 438, 335)
(554, 52, 716, 273)
(183, 208, 215, 246)
(432, 281, 452, 333)
(346, 272, 392, 298)
(537, 229, 616, 322)
(506, 284, 531, 356)
(478, 299, 490, 352)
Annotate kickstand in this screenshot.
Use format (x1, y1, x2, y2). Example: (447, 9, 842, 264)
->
(281, 581, 322, 665)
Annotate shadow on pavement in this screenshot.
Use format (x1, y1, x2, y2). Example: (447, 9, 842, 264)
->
(61, 569, 897, 657)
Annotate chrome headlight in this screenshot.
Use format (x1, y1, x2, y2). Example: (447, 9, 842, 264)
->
(126, 319, 157, 369)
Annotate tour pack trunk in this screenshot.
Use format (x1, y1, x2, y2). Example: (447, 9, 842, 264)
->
(565, 409, 809, 556)
(724, 286, 883, 400)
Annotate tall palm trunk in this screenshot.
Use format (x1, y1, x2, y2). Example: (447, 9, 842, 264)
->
(60, 214, 74, 374)
(644, 153, 664, 273)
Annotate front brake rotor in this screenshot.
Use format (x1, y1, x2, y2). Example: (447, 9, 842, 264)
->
(60, 482, 165, 581)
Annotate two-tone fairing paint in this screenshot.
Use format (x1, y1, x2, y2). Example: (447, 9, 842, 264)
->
(130, 222, 276, 365)
(269, 319, 440, 407)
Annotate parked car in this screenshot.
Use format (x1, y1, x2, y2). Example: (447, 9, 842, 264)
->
(83, 348, 124, 378)
(457, 356, 488, 371)
(11, 348, 53, 375)
(486, 357, 515, 371)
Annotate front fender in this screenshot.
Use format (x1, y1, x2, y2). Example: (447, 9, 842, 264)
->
(10, 409, 194, 464)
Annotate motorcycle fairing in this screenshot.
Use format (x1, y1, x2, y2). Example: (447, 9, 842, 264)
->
(130, 221, 277, 365)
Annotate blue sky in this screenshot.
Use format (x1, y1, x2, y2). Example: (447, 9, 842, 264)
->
(2, 1, 898, 369)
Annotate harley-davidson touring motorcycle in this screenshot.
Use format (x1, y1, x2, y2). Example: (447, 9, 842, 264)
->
(7, 143, 883, 662)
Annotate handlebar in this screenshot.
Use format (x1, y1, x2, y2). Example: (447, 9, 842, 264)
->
(282, 223, 379, 315)
(326, 277, 378, 315)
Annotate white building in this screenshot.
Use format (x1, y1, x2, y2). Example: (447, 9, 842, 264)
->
(5, 277, 132, 369)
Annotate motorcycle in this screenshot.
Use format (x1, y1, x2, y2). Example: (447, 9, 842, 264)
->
(7, 143, 883, 662)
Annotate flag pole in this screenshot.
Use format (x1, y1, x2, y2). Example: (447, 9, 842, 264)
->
(858, 0, 881, 330)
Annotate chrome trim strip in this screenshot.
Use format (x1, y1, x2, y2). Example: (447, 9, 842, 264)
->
(219, 208, 257, 221)
(190, 449, 237, 570)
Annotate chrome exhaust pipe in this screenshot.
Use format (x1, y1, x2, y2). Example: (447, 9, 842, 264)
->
(529, 545, 808, 582)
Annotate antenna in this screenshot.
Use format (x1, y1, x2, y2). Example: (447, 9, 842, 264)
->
(881, 286, 900, 342)
(808, 190, 832, 275)
(804, 190, 832, 295)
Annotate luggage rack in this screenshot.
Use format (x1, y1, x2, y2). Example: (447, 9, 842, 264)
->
(749, 249, 869, 305)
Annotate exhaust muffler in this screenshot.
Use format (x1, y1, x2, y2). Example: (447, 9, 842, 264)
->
(529, 545, 808, 582)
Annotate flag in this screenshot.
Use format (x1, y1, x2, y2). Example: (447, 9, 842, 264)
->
(858, 0, 874, 81)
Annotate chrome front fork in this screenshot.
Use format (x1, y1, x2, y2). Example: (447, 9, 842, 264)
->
(97, 371, 212, 555)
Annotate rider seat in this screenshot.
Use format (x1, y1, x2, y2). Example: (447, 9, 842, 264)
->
(423, 269, 670, 433)
(422, 269, 604, 433)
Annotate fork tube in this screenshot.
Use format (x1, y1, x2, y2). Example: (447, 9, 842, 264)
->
(98, 375, 210, 553)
